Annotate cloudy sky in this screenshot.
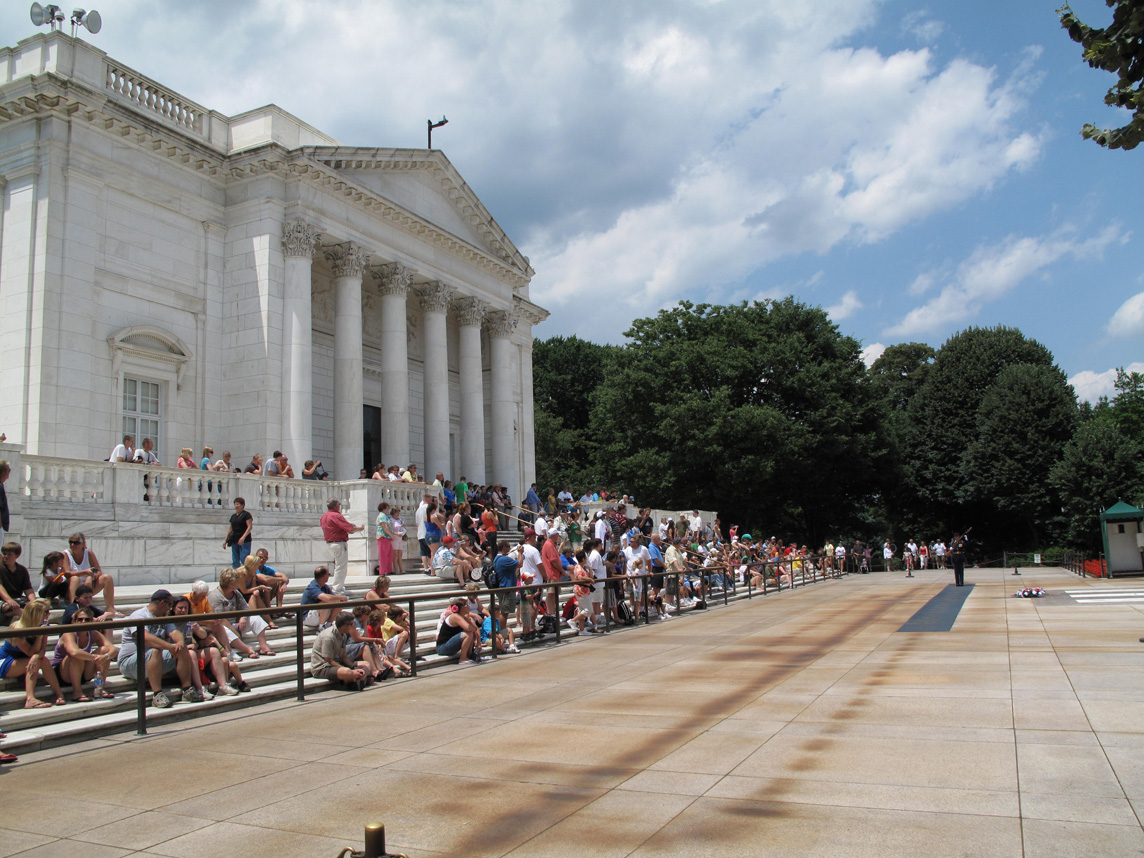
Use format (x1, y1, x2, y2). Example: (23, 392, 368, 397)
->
(6, 0, 1141, 400)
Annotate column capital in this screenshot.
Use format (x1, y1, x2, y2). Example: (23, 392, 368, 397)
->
(325, 241, 371, 278)
(453, 297, 488, 327)
(485, 310, 518, 339)
(282, 219, 322, 258)
(416, 281, 455, 314)
(371, 262, 416, 295)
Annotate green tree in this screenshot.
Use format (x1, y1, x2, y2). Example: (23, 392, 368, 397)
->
(1059, 1, 1144, 149)
(901, 326, 1057, 541)
(963, 364, 1078, 548)
(869, 342, 936, 414)
(590, 299, 886, 542)
(1111, 367, 1144, 447)
(532, 335, 614, 492)
(1051, 418, 1144, 549)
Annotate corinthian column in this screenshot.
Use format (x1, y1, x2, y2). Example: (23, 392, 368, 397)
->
(454, 297, 487, 484)
(325, 242, 371, 480)
(281, 219, 321, 469)
(416, 281, 454, 481)
(486, 310, 518, 501)
(373, 263, 414, 470)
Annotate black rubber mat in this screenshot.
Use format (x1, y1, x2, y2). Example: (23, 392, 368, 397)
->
(897, 583, 974, 632)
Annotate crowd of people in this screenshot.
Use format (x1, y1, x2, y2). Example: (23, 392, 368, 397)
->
(0, 444, 975, 764)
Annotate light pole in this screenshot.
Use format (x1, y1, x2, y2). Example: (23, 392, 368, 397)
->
(427, 116, 448, 149)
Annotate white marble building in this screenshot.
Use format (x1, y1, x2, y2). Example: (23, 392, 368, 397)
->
(0, 32, 546, 499)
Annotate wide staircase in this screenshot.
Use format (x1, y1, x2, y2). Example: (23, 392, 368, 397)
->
(0, 537, 844, 754)
(0, 570, 467, 753)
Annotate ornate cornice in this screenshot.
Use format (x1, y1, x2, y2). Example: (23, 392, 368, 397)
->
(416, 281, 455, 314)
(282, 219, 322, 258)
(513, 295, 550, 326)
(453, 297, 488, 327)
(371, 262, 415, 296)
(325, 242, 371, 278)
(485, 310, 518, 339)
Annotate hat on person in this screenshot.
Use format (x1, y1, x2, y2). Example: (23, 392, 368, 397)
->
(523, 528, 536, 538)
(442, 535, 456, 545)
(150, 589, 174, 603)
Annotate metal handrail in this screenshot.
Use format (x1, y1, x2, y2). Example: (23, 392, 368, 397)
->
(0, 557, 852, 736)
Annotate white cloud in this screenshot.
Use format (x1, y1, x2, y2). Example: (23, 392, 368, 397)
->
(1108, 291, 1144, 338)
(827, 290, 863, 321)
(861, 343, 887, 367)
(902, 11, 946, 44)
(1070, 362, 1144, 404)
(885, 225, 1126, 338)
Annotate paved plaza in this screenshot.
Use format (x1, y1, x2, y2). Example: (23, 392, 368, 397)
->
(3, 564, 1144, 857)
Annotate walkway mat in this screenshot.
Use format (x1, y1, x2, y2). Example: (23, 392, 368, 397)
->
(897, 584, 974, 632)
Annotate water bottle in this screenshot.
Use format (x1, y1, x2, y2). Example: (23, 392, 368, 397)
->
(93, 669, 104, 698)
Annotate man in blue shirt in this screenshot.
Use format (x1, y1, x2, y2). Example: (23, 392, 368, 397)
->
(647, 534, 668, 618)
(492, 541, 519, 621)
(302, 566, 346, 629)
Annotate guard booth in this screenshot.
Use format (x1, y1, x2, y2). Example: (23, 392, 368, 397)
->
(1100, 502, 1144, 578)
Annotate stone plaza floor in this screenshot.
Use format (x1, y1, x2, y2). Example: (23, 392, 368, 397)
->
(3, 564, 1144, 857)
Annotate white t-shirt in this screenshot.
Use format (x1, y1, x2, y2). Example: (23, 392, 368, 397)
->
(519, 543, 542, 585)
(884, 545, 894, 560)
(834, 545, 846, 558)
(588, 549, 606, 582)
(535, 516, 549, 538)
(935, 542, 946, 557)
(594, 518, 608, 544)
(110, 443, 134, 462)
(415, 502, 428, 540)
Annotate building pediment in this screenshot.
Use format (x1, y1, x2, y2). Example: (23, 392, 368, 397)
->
(300, 147, 533, 282)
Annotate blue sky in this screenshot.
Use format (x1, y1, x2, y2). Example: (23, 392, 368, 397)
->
(4, 0, 1140, 400)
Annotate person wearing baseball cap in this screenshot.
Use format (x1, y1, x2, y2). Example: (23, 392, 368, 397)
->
(117, 589, 201, 708)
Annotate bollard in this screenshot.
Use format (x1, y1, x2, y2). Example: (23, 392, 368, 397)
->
(1012, 566, 1021, 576)
(363, 821, 385, 858)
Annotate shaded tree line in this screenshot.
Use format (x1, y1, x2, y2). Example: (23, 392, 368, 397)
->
(534, 300, 1144, 556)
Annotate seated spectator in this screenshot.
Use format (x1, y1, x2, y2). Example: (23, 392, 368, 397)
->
(346, 605, 388, 681)
(482, 603, 519, 654)
(171, 596, 244, 695)
(37, 551, 70, 605)
(162, 597, 213, 701)
(0, 541, 36, 625)
(0, 599, 67, 707)
(61, 533, 121, 619)
(251, 548, 289, 611)
(207, 569, 275, 657)
(239, 556, 278, 627)
(309, 611, 369, 688)
(118, 590, 202, 708)
(368, 605, 411, 675)
(52, 606, 116, 701)
(61, 584, 96, 626)
(434, 535, 473, 586)
(364, 574, 392, 607)
(463, 582, 489, 621)
(302, 566, 346, 628)
(435, 598, 481, 665)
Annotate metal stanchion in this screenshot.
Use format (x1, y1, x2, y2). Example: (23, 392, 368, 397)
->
(135, 621, 147, 735)
(296, 608, 306, 700)
(407, 600, 418, 678)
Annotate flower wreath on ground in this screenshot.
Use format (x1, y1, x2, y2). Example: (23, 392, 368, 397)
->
(1013, 587, 1047, 598)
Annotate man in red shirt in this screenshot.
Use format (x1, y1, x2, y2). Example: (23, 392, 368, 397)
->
(320, 498, 363, 594)
(540, 531, 564, 615)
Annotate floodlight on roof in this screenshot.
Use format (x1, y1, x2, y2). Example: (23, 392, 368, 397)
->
(30, 4, 65, 29)
(70, 7, 101, 35)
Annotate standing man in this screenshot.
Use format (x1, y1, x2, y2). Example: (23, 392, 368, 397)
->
(0, 461, 10, 544)
(883, 541, 894, 575)
(950, 533, 968, 587)
(320, 498, 363, 594)
(540, 530, 563, 616)
(515, 529, 543, 641)
(224, 498, 253, 570)
(132, 437, 160, 464)
(524, 483, 542, 525)
(647, 533, 669, 620)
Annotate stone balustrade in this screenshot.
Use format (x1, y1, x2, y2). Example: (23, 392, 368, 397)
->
(105, 62, 206, 137)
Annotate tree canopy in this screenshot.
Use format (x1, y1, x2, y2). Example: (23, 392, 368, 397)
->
(589, 299, 885, 543)
(1060, 0, 1144, 149)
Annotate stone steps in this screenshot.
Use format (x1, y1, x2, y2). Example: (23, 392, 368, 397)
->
(0, 568, 839, 753)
